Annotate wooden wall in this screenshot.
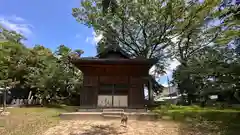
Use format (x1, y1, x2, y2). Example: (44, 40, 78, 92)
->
(79, 64, 149, 109)
(80, 76, 98, 108)
(80, 75, 148, 109)
(129, 77, 146, 108)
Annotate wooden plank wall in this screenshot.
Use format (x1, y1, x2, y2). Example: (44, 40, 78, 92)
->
(129, 77, 146, 108)
(80, 76, 98, 108)
(80, 75, 148, 108)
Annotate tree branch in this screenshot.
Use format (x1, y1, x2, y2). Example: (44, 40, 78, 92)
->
(187, 31, 220, 58)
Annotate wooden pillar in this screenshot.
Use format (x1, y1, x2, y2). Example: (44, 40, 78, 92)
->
(96, 76, 99, 107)
(111, 84, 114, 107)
(128, 76, 131, 108)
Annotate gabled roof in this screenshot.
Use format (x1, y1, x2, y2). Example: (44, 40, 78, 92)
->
(96, 45, 130, 59)
(70, 44, 159, 67)
(70, 57, 158, 65)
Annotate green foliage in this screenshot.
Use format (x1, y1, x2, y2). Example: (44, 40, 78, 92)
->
(72, 0, 238, 103)
(0, 26, 26, 43)
(215, 3, 240, 45)
(0, 28, 84, 105)
(154, 105, 240, 134)
(72, 0, 225, 76)
(0, 41, 26, 88)
(73, 0, 197, 74)
(102, 0, 118, 15)
(173, 47, 240, 103)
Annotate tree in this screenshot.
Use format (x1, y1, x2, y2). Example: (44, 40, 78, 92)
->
(24, 45, 83, 105)
(166, 0, 223, 104)
(173, 46, 240, 105)
(215, 0, 240, 45)
(72, 0, 192, 74)
(1, 27, 84, 106)
(0, 40, 26, 110)
(168, 0, 221, 66)
(102, 0, 118, 15)
(0, 25, 26, 43)
(0, 41, 26, 87)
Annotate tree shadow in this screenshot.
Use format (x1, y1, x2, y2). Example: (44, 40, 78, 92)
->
(70, 124, 125, 135)
(45, 104, 79, 113)
(161, 111, 240, 135)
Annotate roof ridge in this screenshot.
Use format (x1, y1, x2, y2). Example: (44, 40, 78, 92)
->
(96, 44, 130, 59)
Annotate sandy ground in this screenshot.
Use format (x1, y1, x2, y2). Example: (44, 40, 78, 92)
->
(43, 120, 181, 135)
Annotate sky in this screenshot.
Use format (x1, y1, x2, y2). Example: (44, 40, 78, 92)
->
(0, 0, 180, 87)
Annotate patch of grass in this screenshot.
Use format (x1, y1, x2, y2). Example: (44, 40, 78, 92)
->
(154, 105, 240, 135)
(0, 106, 78, 135)
(45, 104, 79, 112)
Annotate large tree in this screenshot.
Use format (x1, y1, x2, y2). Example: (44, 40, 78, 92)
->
(167, 0, 222, 66)
(165, 0, 223, 103)
(0, 27, 84, 105)
(173, 46, 240, 104)
(24, 45, 83, 105)
(215, 0, 240, 45)
(72, 0, 225, 75)
(72, 0, 194, 74)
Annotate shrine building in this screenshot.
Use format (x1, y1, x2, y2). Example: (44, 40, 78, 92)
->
(70, 45, 162, 109)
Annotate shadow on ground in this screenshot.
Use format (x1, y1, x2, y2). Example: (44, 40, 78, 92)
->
(70, 124, 126, 135)
(158, 111, 240, 135)
(45, 104, 79, 112)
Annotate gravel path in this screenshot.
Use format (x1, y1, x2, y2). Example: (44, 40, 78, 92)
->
(43, 120, 180, 135)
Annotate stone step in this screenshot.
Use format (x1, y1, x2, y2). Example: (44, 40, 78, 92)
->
(78, 109, 102, 112)
(101, 111, 124, 116)
(102, 114, 122, 118)
(102, 108, 124, 112)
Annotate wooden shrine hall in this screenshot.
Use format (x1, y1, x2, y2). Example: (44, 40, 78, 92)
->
(70, 45, 162, 109)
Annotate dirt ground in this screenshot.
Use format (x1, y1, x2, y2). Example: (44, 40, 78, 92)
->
(43, 120, 181, 135)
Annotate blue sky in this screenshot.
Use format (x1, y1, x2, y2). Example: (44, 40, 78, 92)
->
(0, 0, 96, 56)
(0, 0, 179, 87)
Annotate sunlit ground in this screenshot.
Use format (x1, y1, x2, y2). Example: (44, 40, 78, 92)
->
(44, 120, 180, 135)
(0, 107, 240, 135)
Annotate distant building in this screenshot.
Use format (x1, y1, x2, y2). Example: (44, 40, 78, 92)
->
(161, 86, 179, 97)
(154, 86, 181, 104)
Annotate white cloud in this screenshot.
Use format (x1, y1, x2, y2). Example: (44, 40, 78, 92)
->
(9, 15, 25, 22)
(85, 31, 103, 45)
(0, 15, 33, 36)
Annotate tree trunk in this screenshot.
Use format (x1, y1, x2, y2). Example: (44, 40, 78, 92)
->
(3, 89, 6, 112)
(187, 94, 193, 105)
